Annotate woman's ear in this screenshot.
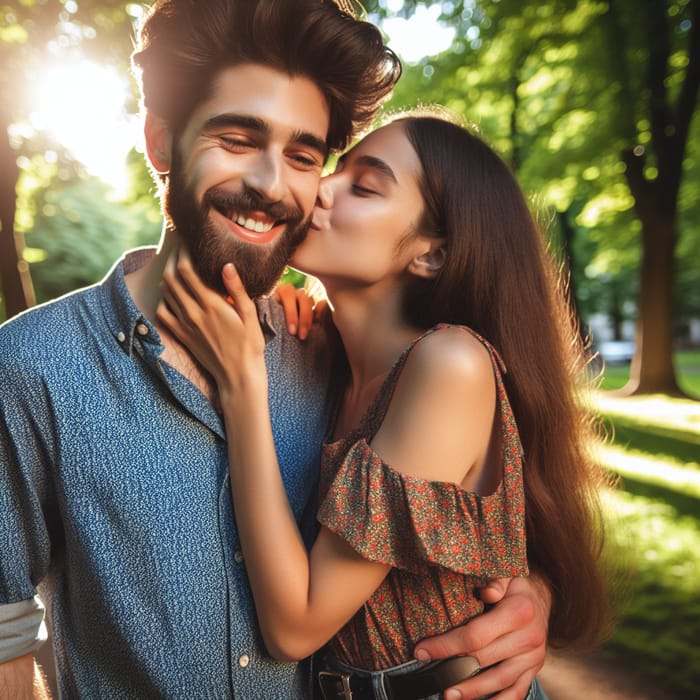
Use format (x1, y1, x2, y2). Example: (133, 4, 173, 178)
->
(408, 238, 446, 280)
(144, 112, 173, 174)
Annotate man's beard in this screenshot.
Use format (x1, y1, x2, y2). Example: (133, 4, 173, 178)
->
(164, 160, 311, 299)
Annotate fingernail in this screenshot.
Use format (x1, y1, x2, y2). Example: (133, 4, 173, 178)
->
(223, 263, 235, 277)
(444, 690, 461, 700)
(289, 324, 297, 335)
(414, 649, 431, 662)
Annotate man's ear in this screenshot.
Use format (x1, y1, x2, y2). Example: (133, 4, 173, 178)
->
(144, 112, 173, 174)
(408, 238, 446, 279)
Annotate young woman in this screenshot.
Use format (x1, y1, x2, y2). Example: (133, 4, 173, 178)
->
(158, 110, 611, 700)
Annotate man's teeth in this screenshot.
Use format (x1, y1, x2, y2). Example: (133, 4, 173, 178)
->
(234, 214, 274, 233)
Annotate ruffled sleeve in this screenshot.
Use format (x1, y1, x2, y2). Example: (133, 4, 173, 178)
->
(317, 438, 528, 579)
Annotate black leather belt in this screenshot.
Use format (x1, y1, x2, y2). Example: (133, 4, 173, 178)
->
(318, 655, 480, 700)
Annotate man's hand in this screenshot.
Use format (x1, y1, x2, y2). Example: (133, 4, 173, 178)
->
(414, 577, 550, 700)
(0, 654, 51, 700)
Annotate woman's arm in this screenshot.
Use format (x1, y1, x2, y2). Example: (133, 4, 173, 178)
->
(213, 325, 390, 661)
(158, 256, 503, 662)
(158, 254, 389, 661)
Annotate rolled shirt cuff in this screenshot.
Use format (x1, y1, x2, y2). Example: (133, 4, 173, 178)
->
(0, 597, 48, 663)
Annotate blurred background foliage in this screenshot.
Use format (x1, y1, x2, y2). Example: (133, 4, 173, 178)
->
(14, 137, 160, 302)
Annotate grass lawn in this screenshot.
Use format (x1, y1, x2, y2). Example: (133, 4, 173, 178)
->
(591, 353, 700, 696)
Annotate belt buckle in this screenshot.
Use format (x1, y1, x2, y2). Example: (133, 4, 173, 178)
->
(318, 670, 354, 699)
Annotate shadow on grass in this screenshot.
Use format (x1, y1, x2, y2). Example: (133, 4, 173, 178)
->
(605, 583, 700, 698)
(600, 414, 700, 467)
(609, 471, 700, 519)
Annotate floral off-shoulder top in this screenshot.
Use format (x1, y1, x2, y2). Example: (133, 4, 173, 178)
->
(317, 324, 528, 671)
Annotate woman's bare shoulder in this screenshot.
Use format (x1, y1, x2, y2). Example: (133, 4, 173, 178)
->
(403, 325, 495, 394)
(372, 326, 497, 484)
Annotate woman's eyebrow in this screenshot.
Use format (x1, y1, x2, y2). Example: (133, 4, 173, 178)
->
(338, 152, 398, 183)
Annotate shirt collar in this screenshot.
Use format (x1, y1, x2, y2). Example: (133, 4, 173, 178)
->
(255, 296, 279, 341)
(97, 247, 279, 355)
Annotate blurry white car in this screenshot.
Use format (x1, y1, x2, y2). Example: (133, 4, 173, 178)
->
(597, 340, 636, 365)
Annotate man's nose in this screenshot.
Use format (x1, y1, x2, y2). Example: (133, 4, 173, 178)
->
(244, 152, 285, 202)
(316, 180, 333, 209)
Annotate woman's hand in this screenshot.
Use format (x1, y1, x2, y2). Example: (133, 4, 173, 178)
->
(157, 251, 266, 396)
(275, 282, 328, 340)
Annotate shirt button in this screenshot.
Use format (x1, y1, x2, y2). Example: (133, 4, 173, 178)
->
(234, 550, 244, 564)
(117, 332, 126, 343)
(239, 654, 250, 668)
(136, 323, 150, 337)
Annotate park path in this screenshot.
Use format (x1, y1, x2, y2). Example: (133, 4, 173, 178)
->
(538, 650, 684, 700)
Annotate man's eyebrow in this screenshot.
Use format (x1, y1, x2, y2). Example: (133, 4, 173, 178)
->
(291, 130, 329, 160)
(202, 114, 328, 159)
(202, 113, 268, 134)
(339, 153, 398, 184)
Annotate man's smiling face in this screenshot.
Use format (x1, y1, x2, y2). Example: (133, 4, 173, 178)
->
(164, 63, 330, 297)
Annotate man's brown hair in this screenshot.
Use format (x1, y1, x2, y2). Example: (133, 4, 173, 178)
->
(132, 0, 401, 150)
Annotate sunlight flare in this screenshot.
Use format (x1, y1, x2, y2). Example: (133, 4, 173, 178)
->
(29, 60, 140, 193)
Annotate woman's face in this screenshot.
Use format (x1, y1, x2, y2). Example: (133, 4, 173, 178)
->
(289, 121, 428, 288)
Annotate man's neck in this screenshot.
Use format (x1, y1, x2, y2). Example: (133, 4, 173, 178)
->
(123, 228, 219, 404)
(125, 227, 179, 324)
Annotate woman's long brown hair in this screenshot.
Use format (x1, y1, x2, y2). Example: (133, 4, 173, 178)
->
(398, 112, 613, 649)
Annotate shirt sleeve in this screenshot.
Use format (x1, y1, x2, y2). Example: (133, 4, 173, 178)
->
(0, 598, 48, 663)
(317, 438, 528, 580)
(0, 341, 53, 607)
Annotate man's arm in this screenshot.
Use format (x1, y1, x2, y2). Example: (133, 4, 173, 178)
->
(0, 654, 50, 700)
(414, 576, 550, 700)
(0, 322, 55, 700)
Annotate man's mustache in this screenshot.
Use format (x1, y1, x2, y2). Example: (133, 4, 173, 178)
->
(203, 186, 303, 225)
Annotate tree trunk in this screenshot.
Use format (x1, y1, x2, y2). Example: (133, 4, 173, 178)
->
(615, 0, 700, 398)
(556, 209, 586, 344)
(0, 117, 35, 320)
(623, 191, 682, 396)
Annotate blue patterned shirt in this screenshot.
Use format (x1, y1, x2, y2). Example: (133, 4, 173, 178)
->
(0, 248, 333, 698)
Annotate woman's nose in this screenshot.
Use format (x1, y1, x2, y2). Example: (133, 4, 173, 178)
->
(316, 180, 333, 209)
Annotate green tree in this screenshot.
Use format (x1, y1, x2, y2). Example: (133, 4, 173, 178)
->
(23, 175, 160, 303)
(0, 0, 135, 319)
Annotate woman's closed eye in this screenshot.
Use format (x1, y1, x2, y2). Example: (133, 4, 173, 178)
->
(351, 183, 378, 196)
